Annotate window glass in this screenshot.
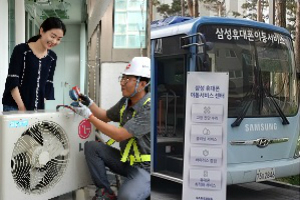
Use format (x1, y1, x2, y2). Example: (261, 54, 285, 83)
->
(113, 0, 147, 48)
(199, 25, 298, 117)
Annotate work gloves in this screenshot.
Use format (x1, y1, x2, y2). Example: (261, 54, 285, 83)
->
(72, 102, 93, 119)
(79, 94, 93, 107)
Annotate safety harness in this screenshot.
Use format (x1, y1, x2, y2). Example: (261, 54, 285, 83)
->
(106, 98, 151, 165)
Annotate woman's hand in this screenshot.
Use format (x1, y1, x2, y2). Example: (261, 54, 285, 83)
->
(11, 87, 26, 111)
(18, 104, 26, 111)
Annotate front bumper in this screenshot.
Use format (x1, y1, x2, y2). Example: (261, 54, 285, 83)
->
(228, 157, 300, 184)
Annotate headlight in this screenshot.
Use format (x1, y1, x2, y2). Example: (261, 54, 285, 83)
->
(294, 132, 300, 158)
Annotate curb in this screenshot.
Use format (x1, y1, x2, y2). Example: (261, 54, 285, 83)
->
(263, 180, 300, 191)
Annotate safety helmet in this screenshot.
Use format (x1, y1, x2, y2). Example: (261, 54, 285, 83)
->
(122, 57, 151, 78)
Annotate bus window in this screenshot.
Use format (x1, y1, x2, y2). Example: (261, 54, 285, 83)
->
(198, 25, 298, 118)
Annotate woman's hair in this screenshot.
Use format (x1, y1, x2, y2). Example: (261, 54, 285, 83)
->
(27, 17, 66, 43)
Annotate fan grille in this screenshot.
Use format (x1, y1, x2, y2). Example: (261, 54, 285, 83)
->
(11, 121, 70, 194)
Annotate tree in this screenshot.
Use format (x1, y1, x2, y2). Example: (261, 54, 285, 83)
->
(232, 11, 241, 18)
(199, 0, 226, 17)
(296, 0, 300, 73)
(187, 0, 194, 16)
(286, 0, 297, 39)
(241, 0, 258, 20)
(186, 0, 199, 17)
(156, 0, 188, 18)
(194, 0, 199, 17)
(276, 0, 286, 27)
(275, 1, 289, 99)
(257, 0, 262, 21)
(240, 0, 268, 21)
(181, 0, 185, 16)
(150, 0, 161, 20)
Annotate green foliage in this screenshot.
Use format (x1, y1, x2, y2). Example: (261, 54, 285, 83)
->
(156, 0, 188, 18)
(155, 0, 298, 38)
(286, 0, 297, 38)
(238, 0, 297, 39)
(276, 175, 300, 186)
(240, 0, 268, 21)
(151, 0, 160, 6)
(199, 0, 226, 16)
(232, 11, 241, 18)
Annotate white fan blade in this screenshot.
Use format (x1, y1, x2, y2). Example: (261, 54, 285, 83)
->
(29, 168, 46, 190)
(12, 135, 43, 158)
(42, 132, 68, 160)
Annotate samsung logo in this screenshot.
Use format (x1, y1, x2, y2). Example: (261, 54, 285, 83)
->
(9, 120, 28, 128)
(245, 123, 277, 132)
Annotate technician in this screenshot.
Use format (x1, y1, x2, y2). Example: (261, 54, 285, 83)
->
(72, 57, 151, 200)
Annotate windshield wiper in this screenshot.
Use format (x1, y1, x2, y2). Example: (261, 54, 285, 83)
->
(231, 83, 289, 127)
(232, 43, 289, 127)
(263, 87, 289, 125)
(231, 96, 253, 127)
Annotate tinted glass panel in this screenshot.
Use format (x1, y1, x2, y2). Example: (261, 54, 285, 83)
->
(199, 25, 298, 117)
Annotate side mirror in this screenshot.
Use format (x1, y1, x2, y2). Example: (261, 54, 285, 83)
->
(197, 34, 213, 71)
(180, 33, 213, 71)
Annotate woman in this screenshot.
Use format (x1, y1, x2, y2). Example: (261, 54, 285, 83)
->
(2, 17, 66, 111)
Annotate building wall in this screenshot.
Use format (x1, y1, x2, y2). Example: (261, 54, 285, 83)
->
(1, 1, 85, 112)
(86, 0, 148, 145)
(87, 0, 147, 107)
(0, 0, 9, 112)
(100, 62, 124, 148)
(199, 2, 211, 17)
(98, 1, 146, 106)
(45, 24, 81, 110)
(226, 0, 247, 17)
(87, 25, 100, 104)
(87, 0, 111, 41)
(100, 1, 147, 62)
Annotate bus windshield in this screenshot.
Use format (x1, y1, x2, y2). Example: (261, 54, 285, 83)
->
(199, 24, 298, 118)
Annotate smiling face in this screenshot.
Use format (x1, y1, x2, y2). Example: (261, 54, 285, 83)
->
(119, 75, 148, 98)
(120, 75, 138, 97)
(40, 28, 64, 49)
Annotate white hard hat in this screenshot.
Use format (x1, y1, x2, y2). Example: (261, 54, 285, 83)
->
(122, 57, 151, 78)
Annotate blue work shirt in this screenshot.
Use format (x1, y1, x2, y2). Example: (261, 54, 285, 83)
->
(2, 43, 57, 110)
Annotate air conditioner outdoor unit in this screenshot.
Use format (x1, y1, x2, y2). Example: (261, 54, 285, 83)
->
(0, 110, 94, 200)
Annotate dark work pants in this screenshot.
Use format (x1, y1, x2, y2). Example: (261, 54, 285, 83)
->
(84, 141, 150, 200)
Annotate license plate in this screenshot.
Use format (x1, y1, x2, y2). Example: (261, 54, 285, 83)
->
(256, 168, 275, 182)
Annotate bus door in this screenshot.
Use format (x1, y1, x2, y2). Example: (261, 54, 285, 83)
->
(152, 35, 189, 181)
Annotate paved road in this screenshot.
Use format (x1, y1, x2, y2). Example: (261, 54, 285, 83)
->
(151, 176, 300, 200)
(53, 176, 300, 200)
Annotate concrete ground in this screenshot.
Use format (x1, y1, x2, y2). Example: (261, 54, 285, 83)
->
(54, 176, 300, 200)
(150, 176, 300, 200)
(51, 174, 118, 200)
